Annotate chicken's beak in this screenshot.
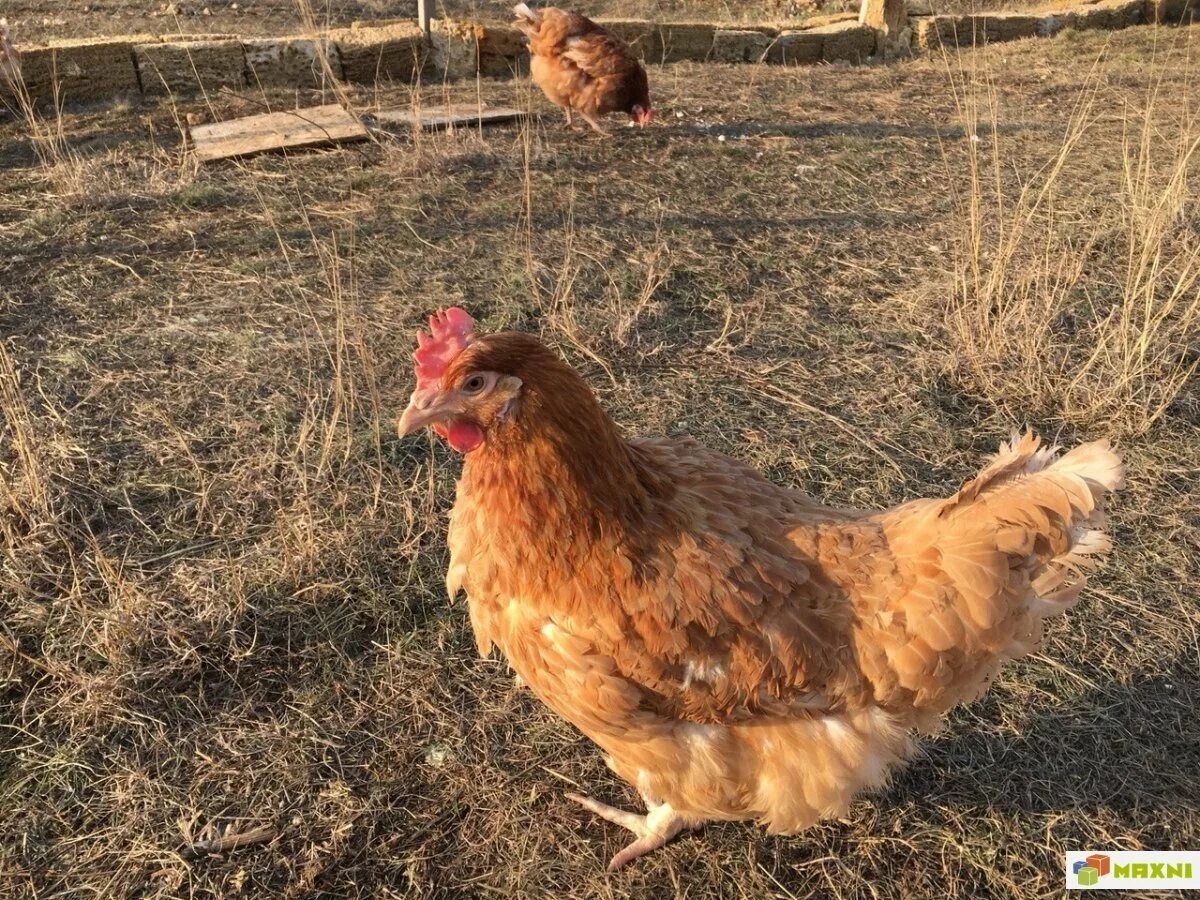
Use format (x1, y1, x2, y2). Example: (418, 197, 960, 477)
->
(398, 387, 445, 437)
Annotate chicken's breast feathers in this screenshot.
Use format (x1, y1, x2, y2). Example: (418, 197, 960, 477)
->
(453, 434, 873, 726)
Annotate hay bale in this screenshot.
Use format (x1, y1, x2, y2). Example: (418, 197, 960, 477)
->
(711, 29, 772, 62)
(332, 22, 427, 84)
(478, 23, 526, 76)
(3, 37, 143, 104)
(810, 21, 876, 62)
(136, 39, 246, 96)
(768, 30, 825, 65)
(243, 36, 341, 88)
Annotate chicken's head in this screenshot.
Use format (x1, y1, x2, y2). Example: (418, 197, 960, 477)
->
(397, 307, 523, 454)
(631, 104, 655, 126)
(625, 66, 654, 127)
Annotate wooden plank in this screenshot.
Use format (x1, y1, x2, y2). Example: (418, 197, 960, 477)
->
(373, 104, 530, 130)
(190, 104, 368, 163)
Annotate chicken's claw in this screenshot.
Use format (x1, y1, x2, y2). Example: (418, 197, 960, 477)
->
(565, 792, 697, 870)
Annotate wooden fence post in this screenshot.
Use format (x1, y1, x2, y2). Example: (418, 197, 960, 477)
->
(859, 0, 909, 54)
(418, 0, 432, 33)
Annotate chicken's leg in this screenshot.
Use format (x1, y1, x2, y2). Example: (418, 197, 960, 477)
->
(564, 107, 574, 128)
(565, 793, 698, 870)
(579, 112, 608, 136)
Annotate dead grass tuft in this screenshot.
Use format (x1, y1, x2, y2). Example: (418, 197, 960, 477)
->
(940, 43, 1200, 436)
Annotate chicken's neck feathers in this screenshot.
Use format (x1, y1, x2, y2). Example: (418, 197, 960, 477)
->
(460, 379, 662, 553)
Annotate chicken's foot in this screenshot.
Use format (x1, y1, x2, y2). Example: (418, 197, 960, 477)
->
(565, 792, 698, 870)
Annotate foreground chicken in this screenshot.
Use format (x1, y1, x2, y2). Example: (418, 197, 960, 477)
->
(513, 3, 654, 134)
(398, 308, 1123, 869)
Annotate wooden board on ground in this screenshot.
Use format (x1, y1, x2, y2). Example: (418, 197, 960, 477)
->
(373, 104, 530, 130)
(190, 104, 368, 163)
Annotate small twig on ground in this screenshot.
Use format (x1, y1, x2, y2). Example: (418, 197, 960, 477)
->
(184, 824, 278, 858)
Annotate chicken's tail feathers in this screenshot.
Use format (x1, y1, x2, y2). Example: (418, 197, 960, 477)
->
(944, 430, 1124, 614)
(512, 3, 542, 38)
(948, 431, 1121, 505)
(862, 431, 1122, 717)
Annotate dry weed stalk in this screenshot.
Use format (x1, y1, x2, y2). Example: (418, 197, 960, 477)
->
(293, 0, 363, 114)
(0, 343, 53, 538)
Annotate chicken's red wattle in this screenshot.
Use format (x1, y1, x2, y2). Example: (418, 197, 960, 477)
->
(446, 420, 484, 453)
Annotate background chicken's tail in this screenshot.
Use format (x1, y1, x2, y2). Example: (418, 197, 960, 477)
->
(865, 431, 1124, 719)
(512, 3, 541, 38)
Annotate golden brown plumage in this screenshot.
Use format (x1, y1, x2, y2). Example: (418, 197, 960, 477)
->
(398, 309, 1124, 868)
(512, 3, 654, 133)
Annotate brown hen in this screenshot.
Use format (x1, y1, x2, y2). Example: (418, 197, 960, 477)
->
(513, 3, 654, 134)
(398, 308, 1124, 869)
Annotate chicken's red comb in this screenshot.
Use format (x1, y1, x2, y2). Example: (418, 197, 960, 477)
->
(413, 307, 476, 389)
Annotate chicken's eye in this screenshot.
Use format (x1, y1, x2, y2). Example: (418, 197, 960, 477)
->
(462, 374, 487, 395)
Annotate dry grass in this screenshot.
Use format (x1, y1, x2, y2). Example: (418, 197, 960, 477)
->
(941, 44, 1200, 436)
(0, 64, 91, 199)
(1, 22, 1198, 900)
(0, 23, 191, 205)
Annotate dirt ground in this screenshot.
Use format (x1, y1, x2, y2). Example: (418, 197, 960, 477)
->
(10, 0, 1029, 44)
(2, 21, 1199, 900)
